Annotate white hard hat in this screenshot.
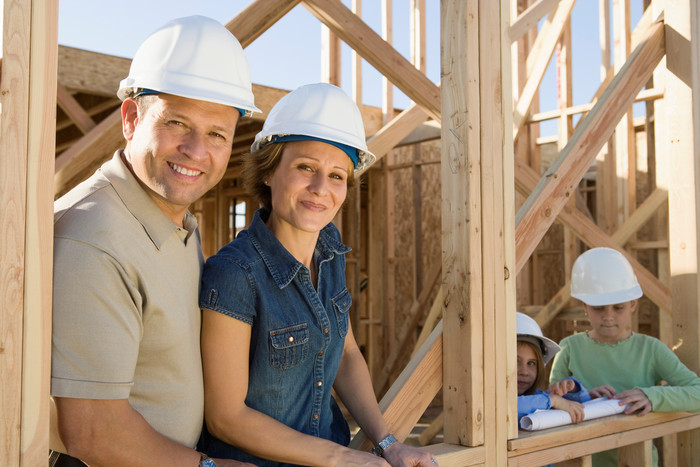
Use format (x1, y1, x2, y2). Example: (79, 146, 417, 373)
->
(516, 312, 560, 365)
(251, 83, 376, 172)
(117, 15, 260, 116)
(570, 247, 643, 306)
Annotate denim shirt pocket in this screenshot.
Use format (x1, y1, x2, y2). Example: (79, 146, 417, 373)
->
(269, 323, 309, 369)
(331, 288, 352, 338)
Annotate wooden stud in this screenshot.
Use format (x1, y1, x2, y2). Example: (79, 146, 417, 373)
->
(1, 0, 58, 463)
(441, 0, 483, 447)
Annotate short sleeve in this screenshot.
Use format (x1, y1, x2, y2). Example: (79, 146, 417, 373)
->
(550, 337, 573, 383)
(199, 254, 257, 325)
(52, 238, 141, 399)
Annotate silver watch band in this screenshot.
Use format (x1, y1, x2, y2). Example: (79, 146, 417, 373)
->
(371, 433, 397, 457)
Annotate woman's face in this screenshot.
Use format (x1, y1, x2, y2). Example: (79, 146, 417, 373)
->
(266, 140, 350, 238)
(517, 342, 538, 396)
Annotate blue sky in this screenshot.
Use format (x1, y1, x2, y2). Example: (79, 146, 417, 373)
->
(54, 0, 643, 135)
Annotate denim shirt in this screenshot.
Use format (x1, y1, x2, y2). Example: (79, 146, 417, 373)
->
(199, 209, 352, 466)
(517, 376, 591, 422)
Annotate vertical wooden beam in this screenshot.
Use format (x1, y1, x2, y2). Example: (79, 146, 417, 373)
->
(613, 0, 635, 231)
(380, 0, 397, 390)
(441, 0, 483, 447)
(351, 0, 362, 103)
(368, 169, 385, 382)
(558, 16, 577, 282)
(597, 0, 615, 234)
(321, 25, 341, 86)
(665, 0, 700, 464)
(1, 0, 58, 464)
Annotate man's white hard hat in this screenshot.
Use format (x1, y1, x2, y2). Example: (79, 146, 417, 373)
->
(117, 15, 260, 116)
(516, 312, 561, 365)
(251, 83, 376, 172)
(570, 247, 643, 306)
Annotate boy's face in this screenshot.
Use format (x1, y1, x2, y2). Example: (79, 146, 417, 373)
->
(517, 342, 538, 396)
(583, 300, 637, 344)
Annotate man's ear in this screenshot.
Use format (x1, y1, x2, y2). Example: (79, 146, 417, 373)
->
(121, 98, 139, 141)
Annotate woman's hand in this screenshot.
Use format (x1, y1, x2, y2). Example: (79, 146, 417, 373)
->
(550, 395, 586, 424)
(547, 378, 575, 396)
(589, 384, 617, 399)
(331, 447, 390, 467)
(615, 388, 652, 416)
(382, 442, 439, 466)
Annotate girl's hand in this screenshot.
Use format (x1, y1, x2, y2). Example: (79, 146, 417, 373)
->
(550, 395, 586, 424)
(590, 384, 617, 399)
(548, 378, 575, 396)
(382, 442, 439, 466)
(615, 388, 652, 416)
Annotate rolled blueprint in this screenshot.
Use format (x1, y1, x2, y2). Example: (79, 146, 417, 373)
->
(520, 397, 628, 431)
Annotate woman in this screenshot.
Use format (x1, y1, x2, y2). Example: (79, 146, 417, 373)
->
(199, 83, 437, 467)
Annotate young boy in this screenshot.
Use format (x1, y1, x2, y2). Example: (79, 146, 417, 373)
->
(551, 247, 700, 466)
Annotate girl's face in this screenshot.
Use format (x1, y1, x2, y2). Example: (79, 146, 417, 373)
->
(517, 342, 538, 396)
(584, 300, 636, 344)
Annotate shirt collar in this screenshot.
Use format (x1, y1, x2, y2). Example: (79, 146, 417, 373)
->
(248, 208, 350, 288)
(102, 151, 198, 248)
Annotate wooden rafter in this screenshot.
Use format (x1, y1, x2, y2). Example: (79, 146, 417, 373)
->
(510, 0, 560, 42)
(514, 17, 665, 273)
(56, 83, 96, 134)
(301, 0, 441, 121)
(225, 0, 301, 48)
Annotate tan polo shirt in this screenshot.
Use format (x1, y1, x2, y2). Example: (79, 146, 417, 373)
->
(52, 151, 204, 447)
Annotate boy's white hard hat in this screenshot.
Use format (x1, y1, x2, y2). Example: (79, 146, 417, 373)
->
(117, 15, 260, 116)
(516, 312, 560, 365)
(251, 83, 377, 172)
(570, 247, 643, 306)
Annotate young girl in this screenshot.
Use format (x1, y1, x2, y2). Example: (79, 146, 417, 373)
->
(551, 247, 700, 466)
(516, 312, 590, 424)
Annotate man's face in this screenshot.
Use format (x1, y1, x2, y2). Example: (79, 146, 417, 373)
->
(121, 94, 239, 224)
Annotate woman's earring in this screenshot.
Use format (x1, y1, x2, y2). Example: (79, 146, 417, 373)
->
(264, 180, 269, 186)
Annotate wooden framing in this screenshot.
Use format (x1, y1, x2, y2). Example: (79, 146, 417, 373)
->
(4, 1, 700, 465)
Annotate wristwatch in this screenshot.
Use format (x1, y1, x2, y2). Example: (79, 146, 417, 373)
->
(198, 452, 217, 467)
(371, 433, 397, 457)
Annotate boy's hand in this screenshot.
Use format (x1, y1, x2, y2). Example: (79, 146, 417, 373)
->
(615, 388, 652, 416)
(590, 384, 617, 399)
(550, 395, 586, 424)
(548, 378, 575, 396)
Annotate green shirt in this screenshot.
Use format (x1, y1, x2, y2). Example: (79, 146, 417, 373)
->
(551, 332, 700, 466)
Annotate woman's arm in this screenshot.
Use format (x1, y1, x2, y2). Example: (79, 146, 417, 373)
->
(333, 324, 436, 466)
(201, 309, 388, 467)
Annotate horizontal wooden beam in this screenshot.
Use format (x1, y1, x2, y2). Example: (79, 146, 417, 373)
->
(514, 18, 665, 273)
(367, 103, 431, 162)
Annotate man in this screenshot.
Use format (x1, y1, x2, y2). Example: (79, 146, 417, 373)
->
(51, 16, 258, 467)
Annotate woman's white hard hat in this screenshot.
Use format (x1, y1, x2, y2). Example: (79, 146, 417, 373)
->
(117, 15, 260, 116)
(516, 312, 561, 365)
(570, 247, 643, 306)
(251, 83, 377, 172)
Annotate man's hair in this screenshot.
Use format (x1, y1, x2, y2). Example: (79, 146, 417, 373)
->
(517, 340, 546, 394)
(242, 142, 356, 213)
(134, 94, 159, 114)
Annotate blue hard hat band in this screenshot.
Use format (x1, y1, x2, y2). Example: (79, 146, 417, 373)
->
(134, 88, 246, 117)
(271, 135, 359, 168)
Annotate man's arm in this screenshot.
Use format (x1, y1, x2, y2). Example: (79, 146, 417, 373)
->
(55, 397, 202, 467)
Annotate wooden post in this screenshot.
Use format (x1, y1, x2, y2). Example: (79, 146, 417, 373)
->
(441, 0, 483, 446)
(1, 0, 58, 464)
(665, 0, 700, 464)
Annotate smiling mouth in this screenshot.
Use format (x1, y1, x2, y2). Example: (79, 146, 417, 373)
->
(169, 162, 202, 177)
